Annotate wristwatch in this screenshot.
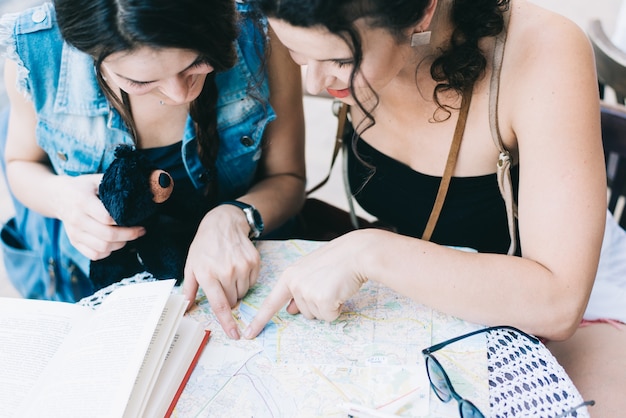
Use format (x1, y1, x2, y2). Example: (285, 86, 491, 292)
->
(220, 200, 264, 239)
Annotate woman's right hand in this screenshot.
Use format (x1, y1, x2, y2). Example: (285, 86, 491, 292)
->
(57, 173, 146, 261)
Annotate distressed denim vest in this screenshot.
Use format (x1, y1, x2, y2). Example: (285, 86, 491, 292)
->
(0, 1, 275, 301)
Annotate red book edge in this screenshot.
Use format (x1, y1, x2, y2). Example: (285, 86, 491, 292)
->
(164, 329, 211, 418)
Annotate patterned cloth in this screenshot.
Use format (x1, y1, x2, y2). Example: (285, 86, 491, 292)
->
(77, 272, 157, 309)
(486, 329, 589, 417)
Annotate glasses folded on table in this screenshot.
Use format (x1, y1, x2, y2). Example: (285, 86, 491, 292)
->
(421, 325, 594, 418)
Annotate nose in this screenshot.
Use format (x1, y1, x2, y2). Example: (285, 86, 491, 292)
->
(160, 75, 193, 104)
(303, 62, 331, 96)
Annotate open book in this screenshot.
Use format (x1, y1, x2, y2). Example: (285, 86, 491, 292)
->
(0, 279, 209, 418)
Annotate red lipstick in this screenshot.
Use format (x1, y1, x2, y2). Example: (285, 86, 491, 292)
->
(326, 87, 351, 99)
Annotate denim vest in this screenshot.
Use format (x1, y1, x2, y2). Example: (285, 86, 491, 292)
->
(0, 1, 275, 301)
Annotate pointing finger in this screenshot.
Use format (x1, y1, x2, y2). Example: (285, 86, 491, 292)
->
(243, 280, 293, 339)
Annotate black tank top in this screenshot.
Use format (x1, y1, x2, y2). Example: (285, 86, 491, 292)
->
(347, 128, 519, 254)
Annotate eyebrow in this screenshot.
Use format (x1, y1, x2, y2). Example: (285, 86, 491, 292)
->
(115, 55, 205, 84)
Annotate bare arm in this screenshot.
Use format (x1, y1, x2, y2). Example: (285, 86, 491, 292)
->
(4, 58, 60, 218)
(236, 24, 307, 227)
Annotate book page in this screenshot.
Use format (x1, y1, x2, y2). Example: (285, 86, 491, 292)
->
(0, 298, 89, 417)
(123, 293, 187, 418)
(19, 280, 176, 418)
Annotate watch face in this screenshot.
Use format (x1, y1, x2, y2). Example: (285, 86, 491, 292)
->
(248, 207, 263, 238)
(252, 209, 264, 230)
(242, 206, 263, 238)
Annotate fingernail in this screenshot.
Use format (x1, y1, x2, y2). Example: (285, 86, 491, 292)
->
(243, 327, 253, 339)
(229, 328, 240, 340)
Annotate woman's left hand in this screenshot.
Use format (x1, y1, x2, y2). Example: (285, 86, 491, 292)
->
(182, 204, 261, 339)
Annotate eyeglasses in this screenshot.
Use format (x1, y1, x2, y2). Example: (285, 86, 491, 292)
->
(422, 326, 595, 417)
(421, 325, 541, 418)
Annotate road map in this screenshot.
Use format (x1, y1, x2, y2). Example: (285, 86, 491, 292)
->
(175, 240, 488, 417)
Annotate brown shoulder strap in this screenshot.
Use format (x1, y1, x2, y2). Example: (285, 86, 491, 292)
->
(421, 85, 473, 241)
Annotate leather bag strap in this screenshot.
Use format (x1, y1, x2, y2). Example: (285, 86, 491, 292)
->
(421, 85, 474, 241)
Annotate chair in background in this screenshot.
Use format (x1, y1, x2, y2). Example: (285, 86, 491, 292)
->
(588, 19, 626, 104)
(601, 101, 626, 227)
(588, 19, 626, 226)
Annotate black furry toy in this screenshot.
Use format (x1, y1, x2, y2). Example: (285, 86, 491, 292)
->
(89, 145, 210, 290)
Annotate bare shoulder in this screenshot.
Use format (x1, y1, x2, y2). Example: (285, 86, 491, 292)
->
(506, 0, 592, 67)
(498, 0, 598, 144)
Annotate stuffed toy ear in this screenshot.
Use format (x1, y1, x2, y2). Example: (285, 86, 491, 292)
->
(150, 170, 174, 203)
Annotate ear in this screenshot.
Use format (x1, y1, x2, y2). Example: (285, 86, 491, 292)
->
(149, 170, 174, 203)
(409, 0, 438, 37)
(419, 0, 438, 31)
(408, 0, 439, 47)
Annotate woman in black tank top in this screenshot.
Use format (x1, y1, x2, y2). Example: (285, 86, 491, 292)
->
(245, 0, 625, 414)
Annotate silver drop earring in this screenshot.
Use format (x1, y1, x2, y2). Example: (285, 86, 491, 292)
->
(159, 100, 164, 106)
(411, 31, 432, 47)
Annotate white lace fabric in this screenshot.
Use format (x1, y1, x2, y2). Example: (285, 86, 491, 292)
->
(486, 329, 590, 417)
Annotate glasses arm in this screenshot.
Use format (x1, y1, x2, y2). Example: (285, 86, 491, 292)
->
(422, 325, 540, 355)
(552, 400, 595, 418)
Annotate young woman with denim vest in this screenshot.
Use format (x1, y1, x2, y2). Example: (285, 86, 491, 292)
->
(0, 0, 305, 339)
(242, 0, 626, 414)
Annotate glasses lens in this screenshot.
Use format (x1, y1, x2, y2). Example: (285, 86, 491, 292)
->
(460, 399, 485, 418)
(426, 356, 452, 402)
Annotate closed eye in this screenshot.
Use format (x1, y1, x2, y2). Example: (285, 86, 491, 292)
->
(332, 60, 353, 68)
(119, 56, 211, 88)
(127, 79, 153, 87)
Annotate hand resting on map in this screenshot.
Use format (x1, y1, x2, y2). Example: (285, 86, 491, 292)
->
(244, 233, 368, 339)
